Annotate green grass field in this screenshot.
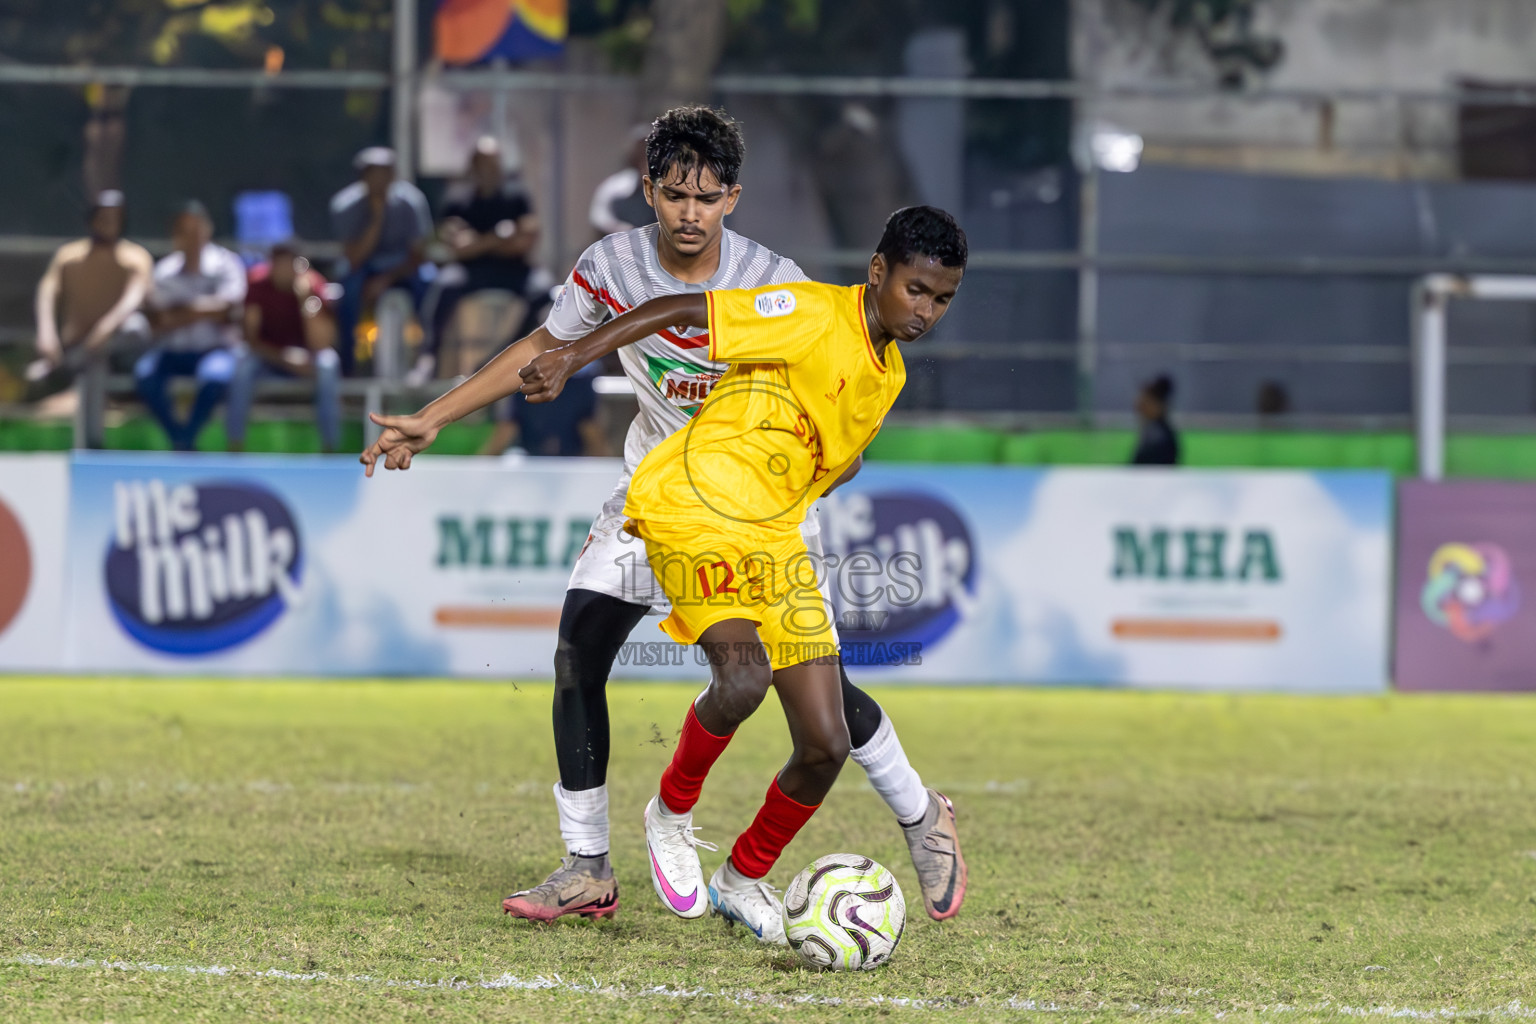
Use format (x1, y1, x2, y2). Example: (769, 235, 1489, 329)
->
(4, 680, 1536, 1023)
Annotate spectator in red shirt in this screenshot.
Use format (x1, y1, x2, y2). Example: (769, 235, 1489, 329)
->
(228, 241, 342, 452)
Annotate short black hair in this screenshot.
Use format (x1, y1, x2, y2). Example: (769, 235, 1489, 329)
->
(1145, 374, 1175, 403)
(876, 206, 968, 269)
(175, 199, 211, 223)
(646, 106, 744, 189)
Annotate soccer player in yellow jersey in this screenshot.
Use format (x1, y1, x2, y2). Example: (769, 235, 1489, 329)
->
(516, 206, 967, 943)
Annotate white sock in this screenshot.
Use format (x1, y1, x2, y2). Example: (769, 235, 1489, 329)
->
(656, 796, 690, 821)
(849, 714, 929, 826)
(719, 857, 758, 886)
(553, 782, 610, 857)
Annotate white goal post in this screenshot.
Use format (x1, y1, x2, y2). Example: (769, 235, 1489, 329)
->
(1412, 274, 1536, 481)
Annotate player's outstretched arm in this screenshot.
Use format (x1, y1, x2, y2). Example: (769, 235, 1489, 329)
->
(360, 325, 562, 476)
(519, 294, 706, 403)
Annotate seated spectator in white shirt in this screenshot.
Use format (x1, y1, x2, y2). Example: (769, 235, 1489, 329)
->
(134, 201, 247, 451)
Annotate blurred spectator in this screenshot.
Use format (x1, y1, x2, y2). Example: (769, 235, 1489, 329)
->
(418, 136, 547, 380)
(228, 242, 341, 453)
(816, 102, 918, 250)
(1256, 379, 1291, 422)
(1131, 374, 1181, 466)
(28, 190, 152, 448)
(330, 147, 434, 374)
(588, 126, 654, 237)
(480, 361, 607, 457)
(135, 202, 246, 452)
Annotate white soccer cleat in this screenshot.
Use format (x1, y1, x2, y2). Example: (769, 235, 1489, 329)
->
(643, 796, 715, 919)
(708, 860, 788, 945)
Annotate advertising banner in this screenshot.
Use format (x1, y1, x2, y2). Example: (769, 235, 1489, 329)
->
(820, 466, 1392, 691)
(60, 454, 1393, 690)
(65, 452, 656, 677)
(0, 454, 69, 670)
(1394, 480, 1536, 692)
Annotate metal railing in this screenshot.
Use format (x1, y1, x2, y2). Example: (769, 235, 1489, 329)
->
(5, 59, 1536, 428)
(9, 62, 1536, 106)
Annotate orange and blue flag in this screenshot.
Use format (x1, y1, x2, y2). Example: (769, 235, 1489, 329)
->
(434, 0, 565, 65)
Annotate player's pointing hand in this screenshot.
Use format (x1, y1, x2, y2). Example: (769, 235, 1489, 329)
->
(360, 412, 440, 476)
(518, 346, 579, 403)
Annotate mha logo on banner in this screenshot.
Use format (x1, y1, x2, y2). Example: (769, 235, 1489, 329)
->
(1422, 542, 1521, 642)
(106, 480, 302, 655)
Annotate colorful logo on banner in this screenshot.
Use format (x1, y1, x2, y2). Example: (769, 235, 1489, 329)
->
(434, 0, 565, 65)
(105, 480, 303, 655)
(820, 491, 976, 666)
(0, 495, 31, 638)
(1421, 542, 1521, 642)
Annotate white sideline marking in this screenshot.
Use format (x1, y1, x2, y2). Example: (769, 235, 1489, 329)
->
(12, 955, 1536, 1018)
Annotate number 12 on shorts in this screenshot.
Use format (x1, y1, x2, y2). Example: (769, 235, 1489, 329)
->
(695, 560, 739, 599)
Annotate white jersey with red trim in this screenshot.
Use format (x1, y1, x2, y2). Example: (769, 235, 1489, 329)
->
(543, 224, 807, 478)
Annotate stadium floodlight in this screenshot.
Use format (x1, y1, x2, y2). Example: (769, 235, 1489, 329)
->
(1412, 274, 1536, 480)
(1071, 121, 1144, 175)
(1090, 125, 1144, 173)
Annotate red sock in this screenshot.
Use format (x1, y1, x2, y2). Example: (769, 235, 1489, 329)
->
(729, 777, 820, 879)
(657, 703, 734, 814)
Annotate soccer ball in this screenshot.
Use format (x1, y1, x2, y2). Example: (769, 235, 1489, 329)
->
(782, 854, 906, 971)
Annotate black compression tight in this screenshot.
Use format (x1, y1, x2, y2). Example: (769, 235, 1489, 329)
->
(839, 660, 884, 750)
(551, 589, 889, 791)
(553, 589, 648, 791)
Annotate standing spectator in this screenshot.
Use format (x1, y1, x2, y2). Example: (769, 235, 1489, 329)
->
(1131, 374, 1181, 466)
(588, 126, 654, 238)
(135, 201, 246, 451)
(228, 242, 342, 453)
(419, 136, 545, 379)
(1256, 379, 1291, 423)
(480, 360, 608, 457)
(330, 146, 433, 374)
(29, 190, 153, 448)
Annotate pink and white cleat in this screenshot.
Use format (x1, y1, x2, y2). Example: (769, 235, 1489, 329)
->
(643, 795, 717, 919)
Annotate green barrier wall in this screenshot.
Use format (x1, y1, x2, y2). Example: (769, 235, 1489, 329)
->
(864, 426, 1536, 478)
(4, 417, 1536, 478)
(0, 418, 496, 456)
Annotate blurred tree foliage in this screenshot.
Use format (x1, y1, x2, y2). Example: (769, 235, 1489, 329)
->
(569, 0, 1071, 169)
(0, 0, 394, 71)
(0, 0, 406, 238)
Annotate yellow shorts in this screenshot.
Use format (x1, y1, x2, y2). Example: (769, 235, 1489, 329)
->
(626, 518, 838, 671)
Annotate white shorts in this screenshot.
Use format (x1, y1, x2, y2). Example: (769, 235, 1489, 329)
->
(566, 474, 838, 643)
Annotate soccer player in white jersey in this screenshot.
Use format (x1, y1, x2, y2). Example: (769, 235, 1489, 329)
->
(361, 106, 966, 925)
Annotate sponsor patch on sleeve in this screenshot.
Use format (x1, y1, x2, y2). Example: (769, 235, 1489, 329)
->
(754, 290, 797, 318)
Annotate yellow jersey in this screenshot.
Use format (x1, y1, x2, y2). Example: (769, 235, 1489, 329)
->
(623, 281, 906, 532)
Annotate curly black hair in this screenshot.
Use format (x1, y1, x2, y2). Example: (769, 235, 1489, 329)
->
(645, 106, 745, 189)
(875, 206, 968, 269)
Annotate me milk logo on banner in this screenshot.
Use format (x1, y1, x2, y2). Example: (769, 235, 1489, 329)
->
(817, 489, 976, 666)
(104, 478, 303, 655)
